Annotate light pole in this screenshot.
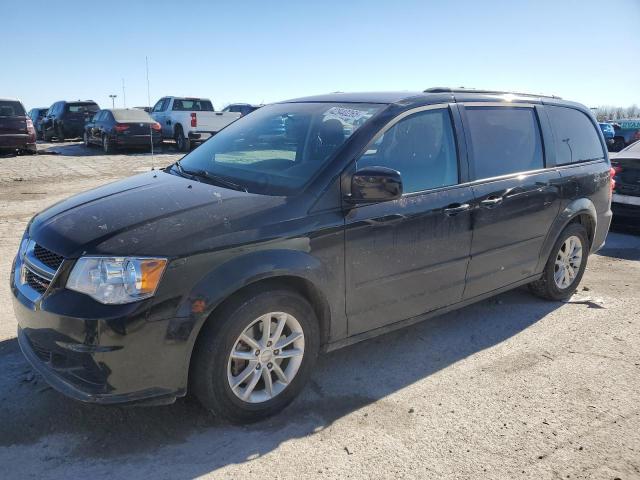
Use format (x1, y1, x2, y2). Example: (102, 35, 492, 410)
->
(109, 94, 117, 108)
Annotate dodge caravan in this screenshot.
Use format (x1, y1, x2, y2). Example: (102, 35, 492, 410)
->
(11, 88, 612, 422)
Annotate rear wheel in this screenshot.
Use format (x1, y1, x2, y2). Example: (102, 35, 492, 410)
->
(529, 223, 589, 301)
(175, 126, 190, 152)
(191, 287, 319, 423)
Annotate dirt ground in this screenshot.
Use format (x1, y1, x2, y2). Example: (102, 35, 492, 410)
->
(1, 142, 639, 479)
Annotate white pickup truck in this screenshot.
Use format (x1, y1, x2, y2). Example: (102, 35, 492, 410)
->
(150, 96, 241, 151)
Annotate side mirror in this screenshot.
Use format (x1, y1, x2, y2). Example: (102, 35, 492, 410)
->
(348, 166, 403, 203)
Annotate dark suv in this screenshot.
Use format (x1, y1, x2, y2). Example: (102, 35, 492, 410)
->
(0, 98, 36, 155)
(11, 89, 612, 422)
(41, 100, 99, 141)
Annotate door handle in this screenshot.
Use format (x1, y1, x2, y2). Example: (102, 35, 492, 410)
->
(480, 196, 503, 207)
(443, 203, 471, 216)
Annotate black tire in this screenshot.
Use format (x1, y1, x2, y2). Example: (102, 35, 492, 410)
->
(102, 135, 113, 153)
(56, 125, 65, 142)
(42, 127, 52, 142)
(529, 222, 589, 301)
(191, 287, 320, 423)
(175, 126, 191, 152)
(83, 131, 91, 148)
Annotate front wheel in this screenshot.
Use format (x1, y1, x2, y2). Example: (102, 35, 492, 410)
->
(83, 131, 91, 147)
(529, 223, 589, 301)
(102, 135, 113, 153)
(191, 288, 319, 423)
(56, 125, 65, 142)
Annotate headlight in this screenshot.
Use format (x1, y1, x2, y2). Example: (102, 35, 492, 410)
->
(67, 257, 167, 304)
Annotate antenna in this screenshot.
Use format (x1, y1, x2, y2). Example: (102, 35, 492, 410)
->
(146, 56, 155, 170)
(121, 78, 126, 108)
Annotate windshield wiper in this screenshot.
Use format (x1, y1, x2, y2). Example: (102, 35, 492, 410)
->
(173, 161, 247, 192)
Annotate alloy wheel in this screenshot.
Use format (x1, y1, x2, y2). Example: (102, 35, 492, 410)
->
(554, 235, 583, 289)
(227, 312, 305, 404)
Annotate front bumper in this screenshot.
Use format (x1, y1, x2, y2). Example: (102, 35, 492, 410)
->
(10, 251, 190, 405)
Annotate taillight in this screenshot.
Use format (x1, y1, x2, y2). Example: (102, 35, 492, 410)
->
(151, 122, 161, 131)
(26, 117, 36, 141)
(610, 166, 617, 193)
(114, 123, 129, 132)
(190, 112, 197, 128)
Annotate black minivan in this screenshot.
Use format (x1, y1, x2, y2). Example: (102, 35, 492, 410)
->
(11, 89, 612, 422)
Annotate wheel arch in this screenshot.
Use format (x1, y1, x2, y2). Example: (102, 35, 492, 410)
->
(178, 249, 337, 391)
(535, 198, 597, 273)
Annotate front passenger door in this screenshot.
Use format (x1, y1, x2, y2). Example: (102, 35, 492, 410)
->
(345, 106, 474, 335)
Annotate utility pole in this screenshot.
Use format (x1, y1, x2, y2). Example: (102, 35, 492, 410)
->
(109, 94, 117, 108)
(122, 78, 126, 108)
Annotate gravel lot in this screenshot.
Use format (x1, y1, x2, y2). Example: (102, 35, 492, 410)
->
(1, 142, 639, 479)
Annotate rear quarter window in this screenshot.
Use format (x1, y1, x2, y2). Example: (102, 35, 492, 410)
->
(547, 106, 604, 165)
(465, 106, 544, 179)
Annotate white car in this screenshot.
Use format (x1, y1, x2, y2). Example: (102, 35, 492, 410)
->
(150, 97, 241, 151)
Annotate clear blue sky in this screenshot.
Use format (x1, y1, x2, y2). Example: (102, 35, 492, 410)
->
(3, 0, 639, 111)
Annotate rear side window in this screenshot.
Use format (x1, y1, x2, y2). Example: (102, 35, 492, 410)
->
(172, 99, 214, 112)
(357, 108, 459, 194)
(0, 100, 26, 116)
(465, 106, 543, 179)
(547, 106, 605, 165)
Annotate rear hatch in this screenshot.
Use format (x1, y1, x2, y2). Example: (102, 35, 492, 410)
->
(64, 102, 99, 129)
(0, 100, 27, 135)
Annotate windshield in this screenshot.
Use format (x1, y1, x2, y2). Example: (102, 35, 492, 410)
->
(0, 100, 25, 116)
(112, 109, 154, 122)
(174, 102, 382, 195)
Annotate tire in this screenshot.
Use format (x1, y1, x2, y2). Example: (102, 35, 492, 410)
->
(102, 135, 113, 154)
(83, 131, 91, 148)
(612, 138, 625, 152)
(529, 222, 589, 301)
(56, 125, 65, 142)
(175, 126, 191, 152)
(191, 287, 320, 423)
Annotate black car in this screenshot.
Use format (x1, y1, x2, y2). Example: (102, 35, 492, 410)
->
(0, 98, 36, 155)
(27, 107, 48, 137)
(41, 100, 99, 141)
(222, 103, 262, 117)
(611, 140, 640, 220)
(83, 108, 162, 153)
(11, 89, 612, 422)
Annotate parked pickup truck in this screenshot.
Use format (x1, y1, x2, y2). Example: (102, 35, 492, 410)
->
(150, 97, 241, 151)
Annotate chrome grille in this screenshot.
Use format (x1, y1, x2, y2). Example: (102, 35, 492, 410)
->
(24, 268, 50, 294)
(33, 244, 64, 271)
(17, 239, 63, 300)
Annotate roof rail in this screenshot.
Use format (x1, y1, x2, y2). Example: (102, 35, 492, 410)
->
(423, 87, 561, 100)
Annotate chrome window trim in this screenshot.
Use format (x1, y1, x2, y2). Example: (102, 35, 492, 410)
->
(354, 103, 462, 197)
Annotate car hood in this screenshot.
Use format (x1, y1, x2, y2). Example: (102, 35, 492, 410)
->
(28, 170, 287, 258)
